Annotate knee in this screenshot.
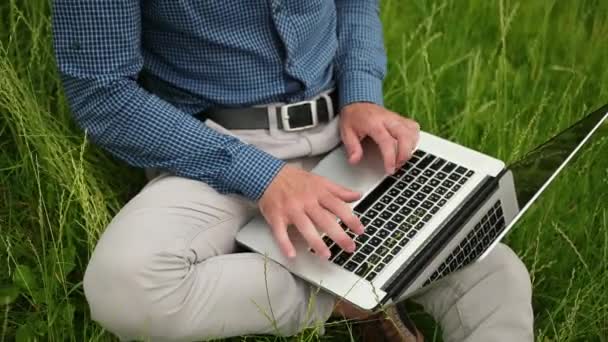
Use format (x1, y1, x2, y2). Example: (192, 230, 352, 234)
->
(83, 222, 192, 339)
(482, 244, 532, 299)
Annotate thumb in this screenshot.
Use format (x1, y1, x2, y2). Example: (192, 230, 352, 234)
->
(341, 127, 363, 164)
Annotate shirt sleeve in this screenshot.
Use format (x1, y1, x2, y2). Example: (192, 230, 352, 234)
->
(334, 0, 388, 109)
(52, 1, 284, 201)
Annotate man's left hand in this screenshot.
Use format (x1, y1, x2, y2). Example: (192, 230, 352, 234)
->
(339, 102, 420, 174)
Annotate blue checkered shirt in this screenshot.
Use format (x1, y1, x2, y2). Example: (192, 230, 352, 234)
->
(52, 0, 387, 200)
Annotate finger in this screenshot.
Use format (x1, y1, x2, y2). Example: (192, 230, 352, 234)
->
(291, 211, 330, 259)
(267, 215, 296, 258)
(385, 121, 414, 167)
(340, 127, 363, 164)
(401, 117, 421, 149)
(325, 181, 361, 202)
(309, 206, 356, 253)
(369, 125, 398, 174)
(402, 117, 421, 132)
(320, 195, 365, 235)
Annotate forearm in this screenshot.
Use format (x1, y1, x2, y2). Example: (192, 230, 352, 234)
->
(334, 0, 387, 109)
(60, 75, 284, 200)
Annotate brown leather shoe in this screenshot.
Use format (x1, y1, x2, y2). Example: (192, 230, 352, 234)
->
(357, 305, 424, 342)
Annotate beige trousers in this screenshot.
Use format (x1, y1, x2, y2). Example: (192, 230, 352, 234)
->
(83, 117, 534, 341)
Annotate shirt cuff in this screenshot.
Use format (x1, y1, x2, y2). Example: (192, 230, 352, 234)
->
(337, 70, 384, 110)
(222, 144, 286, 201)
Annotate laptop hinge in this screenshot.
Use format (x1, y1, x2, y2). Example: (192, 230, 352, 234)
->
(378, 173, 502, 304)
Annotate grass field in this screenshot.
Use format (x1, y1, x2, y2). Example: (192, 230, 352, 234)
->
(1, 0, 607, 341)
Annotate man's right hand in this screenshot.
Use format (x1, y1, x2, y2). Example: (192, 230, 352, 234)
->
(258, 164, 365, 259)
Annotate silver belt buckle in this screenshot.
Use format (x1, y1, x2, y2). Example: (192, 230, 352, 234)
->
(280, 99, 318, 132)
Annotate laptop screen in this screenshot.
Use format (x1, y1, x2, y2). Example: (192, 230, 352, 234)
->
(508, 105, 608, 208)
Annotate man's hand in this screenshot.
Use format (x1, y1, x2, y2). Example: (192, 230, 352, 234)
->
(340, 102, 420, 174)
(259, 165, 365, 259)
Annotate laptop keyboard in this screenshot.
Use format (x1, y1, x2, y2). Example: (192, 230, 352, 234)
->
(315, 150, 475, 281)
(423, 200, 506, 286)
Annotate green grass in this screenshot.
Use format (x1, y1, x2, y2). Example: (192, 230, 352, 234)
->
(1, 0, 607, 341)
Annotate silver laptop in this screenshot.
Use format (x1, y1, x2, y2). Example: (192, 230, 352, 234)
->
(237, 105, 608, 311)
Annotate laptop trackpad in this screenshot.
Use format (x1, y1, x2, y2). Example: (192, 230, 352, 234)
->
(312, 139, 386, 198)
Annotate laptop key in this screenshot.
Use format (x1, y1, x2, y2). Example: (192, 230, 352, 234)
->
(396, 181, 409, 190)
(355, 264, 370, 277)
(409, 168, 421, 176)
(429, 193, 441, 202)
(438, 199, 447, 207)
(366, 209, 378, 218)
(365, 226, 377, 235)
(378, 229, 390, 239)
(369, 237, 382, 247)
(361, 244, 375, 254)
(398, 237, 410, 246)
(422, 214, 433, 222)
(403, 174, 415, 183)
(392, 214, 405, 223)
(465, 170, 475, 177)
(429, 179, 440, 187)
(430, 206, 440, 214)
(385, 221, 397, 230)
(332, 252, 348, 265)
(435, 187, 448, 195)
(435, 172, 447, 180)
(385, 238, 397, 248)
(442, 179, 455, 188)
(390, 244, 403, 255)
(360, 216, 371, 226)
(388, 203, 400, 212)
(421, 201, 433, 210)
(368, 254, 381, 265)
(406, 216, 418, 225)
(417, 176, 428, 184)
(408, 182, 421, 191)
(416, 155, 436, 170)
(366, 271, 378, 281)
(383, 254, 394, 263)
(445, 191, 454, 199)
(372, 218, 385, 227)
(357, 234, 370, 244)
(373, 203, 386, 211)
(398, 222, 412, 232)
(413, 150, 426, 158)
(429, 158, 446, 171)
(375, 263, 386, 273)
(442, 162, 456, 173)
(415, 222, 425, 230)
(458, 177, 467, 185)
(414, 193, 426, 201)
(399, 207, 412, 216)
(388, 188, 400, 197)
(376, 246, 389, 256)
(329, 244, 342, 258)
(344, 261, 358, 272)
(352, 253, 366, 263)
(452, 184, 461, 191)
(448, 173, 461, 182)
(414, 208, 426, 217)
(421, 185, 434, 194)
(423, 169, 435, 177)
(380, 211, 392, 220)
(407, 199, 420, 208)
(407, 230, 417, 238)
(455, 166, 467, 175)
(393, 169, 405, 178)
(380, 195, 392, 204)
(391, 230, 405, 241)
(354, 177, 396, 214)
(395, 196, 407, 205)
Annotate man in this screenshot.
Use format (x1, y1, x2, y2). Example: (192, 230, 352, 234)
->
(53, 1, 534, 341)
